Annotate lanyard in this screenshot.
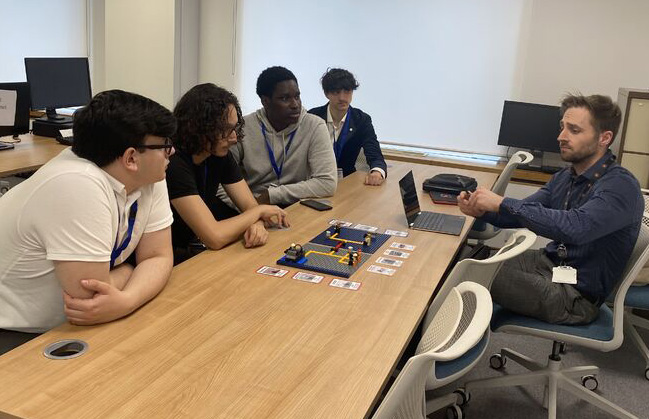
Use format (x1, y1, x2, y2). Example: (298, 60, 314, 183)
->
(558, 153, 615, 263)
(110, 201, 138, 269)
(333, 108, 351, 162)
(262, 122, 297, 180)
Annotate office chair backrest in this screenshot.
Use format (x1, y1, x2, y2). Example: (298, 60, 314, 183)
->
(425, 229, 537, 327)
(491, 151, 534, 196)
(607, 222, 649, 350)
(372, 282, 492, 419)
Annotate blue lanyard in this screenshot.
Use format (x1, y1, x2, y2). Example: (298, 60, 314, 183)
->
(333, 108, 351, 163)
(261, 123, 297, 180)
(110, 201, 138, 268)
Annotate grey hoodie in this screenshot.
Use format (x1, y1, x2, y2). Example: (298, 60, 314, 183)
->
(232, 107, 337, 206)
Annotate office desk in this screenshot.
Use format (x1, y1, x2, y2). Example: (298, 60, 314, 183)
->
(382, 148, 553, 185)
(0, 161, 496, 419)
(0, 134, 66, 177)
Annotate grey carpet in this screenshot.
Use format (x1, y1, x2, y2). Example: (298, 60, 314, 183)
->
(428, 324, 649, 419)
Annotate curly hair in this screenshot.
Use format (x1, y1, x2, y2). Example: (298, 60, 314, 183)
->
(255, 66, 297, 98)
(72, 90, 176, 167)
(560, 94, 622, 140)
(320, 68, 360, 93)
(172, 83, 244, 155)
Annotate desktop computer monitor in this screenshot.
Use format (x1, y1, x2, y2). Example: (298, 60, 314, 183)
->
(24, 57, 92, 124)
(0, 82, 31, 138)
(497, 100, 561, 153)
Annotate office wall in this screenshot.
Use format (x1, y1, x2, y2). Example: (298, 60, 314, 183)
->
(0, 0, 87, 82)
(233, 0, 649, 156)
(199, 0, 238, 92)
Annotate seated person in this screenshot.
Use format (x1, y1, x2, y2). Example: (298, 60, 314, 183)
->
(0, 90, 177, 354)
(458, 93, 643, 325)
(230, 66, 337, 206)
(309, 68, 387, 185)
(166, 83, 288, 263)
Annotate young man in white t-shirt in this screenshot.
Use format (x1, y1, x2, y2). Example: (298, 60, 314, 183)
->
(0, 90, 177, 354)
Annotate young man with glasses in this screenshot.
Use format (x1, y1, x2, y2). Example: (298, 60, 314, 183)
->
(166, 83, 289, 263)
(0, 90, 177, 354)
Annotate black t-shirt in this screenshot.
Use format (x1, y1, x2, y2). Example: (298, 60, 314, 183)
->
(166, 150, 243, 248)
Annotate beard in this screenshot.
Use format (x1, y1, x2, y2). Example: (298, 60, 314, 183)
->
(559, 137, 599, 164)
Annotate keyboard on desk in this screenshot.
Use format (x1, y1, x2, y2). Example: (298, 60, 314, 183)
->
(518, 165, 562, 174)
(413, 211, 445, 231)
(57, 136, 74, 146)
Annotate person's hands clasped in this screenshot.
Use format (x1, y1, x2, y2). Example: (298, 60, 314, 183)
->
(364, 171, 384, 186)
(63, 279, 135, 325)
(244, 220, 268, 248)
(257, 205, 289, 228)
(457, 186, 504, 217)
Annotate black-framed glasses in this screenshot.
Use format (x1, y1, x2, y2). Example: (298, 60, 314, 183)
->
(137, 137, 174, 155)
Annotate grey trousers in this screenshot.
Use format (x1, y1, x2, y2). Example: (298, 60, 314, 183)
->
(491, 250, 600, 325)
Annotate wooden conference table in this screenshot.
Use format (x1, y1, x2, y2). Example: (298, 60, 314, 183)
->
(0, 134, 67, 177)
(0, 161, 496, 419)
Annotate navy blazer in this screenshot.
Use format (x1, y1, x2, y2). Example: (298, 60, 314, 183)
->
(308, 104, 387, 178)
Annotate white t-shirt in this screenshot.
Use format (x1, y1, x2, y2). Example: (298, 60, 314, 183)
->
(0, 149, 173, 332)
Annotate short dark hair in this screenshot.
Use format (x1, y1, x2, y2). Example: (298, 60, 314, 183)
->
(72, 90, 176, 167)
(560, 94, 622, 141)
(172, 83, 244, 155)
(321, 68, 360, 93)
(256, 66, 297, 98)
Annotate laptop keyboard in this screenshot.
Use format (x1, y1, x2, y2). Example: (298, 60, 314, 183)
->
(414, 211, 445, 231)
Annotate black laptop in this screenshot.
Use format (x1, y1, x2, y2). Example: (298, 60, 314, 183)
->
(398, 171, 466, 236)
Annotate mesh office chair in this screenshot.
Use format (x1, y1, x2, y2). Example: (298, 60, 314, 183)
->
(469, 151, 534, 242)
(372, 282, 493, 419)
(623, 189, 649, 380)
(462, 222, 649, 419)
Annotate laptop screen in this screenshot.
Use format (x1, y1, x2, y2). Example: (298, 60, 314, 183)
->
(398, 171, 421, 224)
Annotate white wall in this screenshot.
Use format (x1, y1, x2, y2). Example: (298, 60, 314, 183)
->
(0, 0, 87, 82)
(199, 0, 238, 92)
(234, 0, 649, 156)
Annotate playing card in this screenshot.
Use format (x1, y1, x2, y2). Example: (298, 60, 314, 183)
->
(367, 265, 396, 276)
(256, 266, 289, 277)
(384, 229, 409, 237)
(376, 257, 403, 267)
(329, 278, 361, 290)
(353, 224, 378, 232)
(383, 249, 410, 259)
(328, 219, 353, 227)
(390, 242, 416, 251)
(293, 272, 324, 283)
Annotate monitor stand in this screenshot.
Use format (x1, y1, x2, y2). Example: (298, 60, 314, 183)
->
(40, 107, 73, 125)
(528, 149, 544, 169)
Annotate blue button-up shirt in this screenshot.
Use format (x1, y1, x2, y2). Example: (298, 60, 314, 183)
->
(482, 150, 643, 304)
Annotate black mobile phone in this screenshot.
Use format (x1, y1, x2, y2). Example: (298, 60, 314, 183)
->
(300, 199, 332, 211)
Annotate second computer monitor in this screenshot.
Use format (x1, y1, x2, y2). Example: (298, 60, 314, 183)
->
(24, 57, 92, 123)
(0, 82, 31, 138)
(497, 100, 561, 153)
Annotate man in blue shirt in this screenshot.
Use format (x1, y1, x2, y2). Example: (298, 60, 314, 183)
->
(458, 94, 643, 324)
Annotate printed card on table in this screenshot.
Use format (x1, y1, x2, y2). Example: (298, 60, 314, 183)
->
(328, 219, 353, 227)
(293, 272, 324, 284)
(329, 278, 362, 290)
(390, 242, 416, 251)
(367, 265, 396, 276)
(383, 249, 410, 259)
(376, 257, 403, 267)
(353, 224, 379, 232)
(256, 266, 289, 277)
(384, 229, 409, 237)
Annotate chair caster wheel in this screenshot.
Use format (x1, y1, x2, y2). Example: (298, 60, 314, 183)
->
(445, 404, 463, 419)
(582, 374, 598, 391)
(645, 367, 649, 381)
(489, 353, 506, 370)
(453, 388, 470, 406)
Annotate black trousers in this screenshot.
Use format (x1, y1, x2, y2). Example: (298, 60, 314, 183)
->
(0, 329, 41, 355)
